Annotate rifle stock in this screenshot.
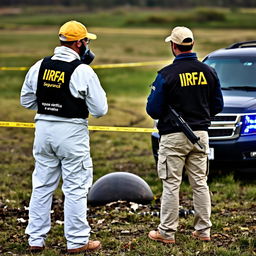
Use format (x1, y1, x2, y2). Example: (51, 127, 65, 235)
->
(168, 107, 203, 149)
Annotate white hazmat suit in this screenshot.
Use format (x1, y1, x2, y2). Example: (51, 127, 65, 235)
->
(20, 46, 108, 249)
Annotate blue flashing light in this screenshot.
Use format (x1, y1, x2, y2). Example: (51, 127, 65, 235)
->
(241, 115, 256, 135)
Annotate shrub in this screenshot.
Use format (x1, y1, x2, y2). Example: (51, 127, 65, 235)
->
(195, 7, 226, 22)
(147, 15, 171, 24)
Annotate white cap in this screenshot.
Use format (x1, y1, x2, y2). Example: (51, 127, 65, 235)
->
(165, 26, 194, 45)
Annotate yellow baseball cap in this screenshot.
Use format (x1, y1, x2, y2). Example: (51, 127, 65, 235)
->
(165, 26, 194, 45)
(59, 20, 97, 41)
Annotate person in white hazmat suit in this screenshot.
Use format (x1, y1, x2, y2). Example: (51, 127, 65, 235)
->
(20, 20, 108, 254)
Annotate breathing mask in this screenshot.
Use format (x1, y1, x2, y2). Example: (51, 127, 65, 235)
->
(80, 44, 95, 65)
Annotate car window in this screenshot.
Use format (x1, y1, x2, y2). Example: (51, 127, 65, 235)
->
(204, 57, 256, 88)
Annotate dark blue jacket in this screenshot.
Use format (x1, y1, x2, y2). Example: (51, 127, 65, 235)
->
(146, 53, 223, 135)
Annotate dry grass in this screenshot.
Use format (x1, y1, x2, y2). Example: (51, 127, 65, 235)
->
(0, 25, 256, 255)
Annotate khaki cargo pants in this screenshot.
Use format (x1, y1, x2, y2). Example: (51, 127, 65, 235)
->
(157, 131, 212, 239)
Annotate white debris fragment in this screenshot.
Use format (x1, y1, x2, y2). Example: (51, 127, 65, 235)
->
(56, 220, 64, 225)
(121, 230, 130, 234)
(130, 202, 139, 212)
(17, 218, 27, 223)
(97, 219, 105, 224)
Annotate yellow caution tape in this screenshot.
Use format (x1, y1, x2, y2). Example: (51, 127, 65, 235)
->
(0, 121, 157, 133)
(0, 121, 35, 128)
(91, 60, 169, 69)
(89, 126, 157, 133)
(0, 60, 164, 132)
(0, 60, 169, 71)
(0, 67, 29, 71)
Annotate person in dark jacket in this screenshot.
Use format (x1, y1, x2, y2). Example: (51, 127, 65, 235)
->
(147, 26, 223, 244)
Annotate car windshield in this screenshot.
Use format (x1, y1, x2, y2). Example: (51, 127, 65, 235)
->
(204, 57, 256, 89)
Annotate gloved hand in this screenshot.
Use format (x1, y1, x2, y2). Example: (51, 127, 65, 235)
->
(81, 46, 95, 65)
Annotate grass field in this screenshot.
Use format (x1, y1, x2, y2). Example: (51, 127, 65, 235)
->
(0, 10, 256, 255)
(2, 6, 256, 29)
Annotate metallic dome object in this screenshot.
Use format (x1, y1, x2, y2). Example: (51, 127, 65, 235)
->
(88, 172, 154, 206)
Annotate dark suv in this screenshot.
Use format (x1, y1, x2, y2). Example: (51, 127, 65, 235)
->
(151, 41, 256, 173)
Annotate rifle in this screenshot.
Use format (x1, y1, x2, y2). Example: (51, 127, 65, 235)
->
(167, 106, 203, 149)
